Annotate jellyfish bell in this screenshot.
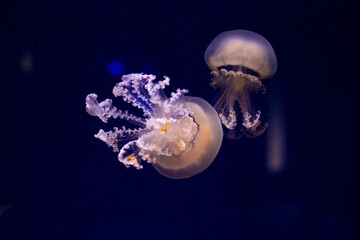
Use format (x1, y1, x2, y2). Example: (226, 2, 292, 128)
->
(86, 73, 223, 179)
(152, 96, 223, 179)
(205, 30, 277, 79)
(204, 29, 277, 138)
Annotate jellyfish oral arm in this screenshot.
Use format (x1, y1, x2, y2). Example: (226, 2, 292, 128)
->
(85, 93, 146, 126)
(218, 109, 237, 130)
(85, 74, 195, 168)
(242, 111, 261, 128)
(210, 69, 265, 133)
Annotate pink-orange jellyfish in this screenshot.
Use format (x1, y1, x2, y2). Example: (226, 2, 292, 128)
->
(205, 29, 277, 138)
(86, 73, 223, 179)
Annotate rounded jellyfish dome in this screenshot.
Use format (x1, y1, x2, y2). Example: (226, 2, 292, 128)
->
(152, 96, 223, 179)
(204, 30, 277, 79)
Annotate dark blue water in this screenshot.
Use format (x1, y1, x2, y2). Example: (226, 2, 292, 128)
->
(1, 1, 358, 239)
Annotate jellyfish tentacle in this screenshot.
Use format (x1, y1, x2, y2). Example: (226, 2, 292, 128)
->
(118, 140, 144, 169)
(219, 110, 237, 130)
(85, 93, 146, 126)
(211, 70, 234, 113)
(164, 88, 191, 118)
(94, 127, 148, 152)
(113, 74, 155, 116)
(145, 75, 170, 106)
(211, 70, 239, 130)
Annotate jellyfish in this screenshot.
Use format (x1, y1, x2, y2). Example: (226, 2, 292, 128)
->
(204, 29, 277, 138)
(85, 73, 223, 179)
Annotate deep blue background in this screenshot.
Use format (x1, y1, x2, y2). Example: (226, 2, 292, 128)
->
(1, 0, 359, 239)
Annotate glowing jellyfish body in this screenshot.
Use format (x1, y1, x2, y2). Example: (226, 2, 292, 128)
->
(85, 73, 223, 179)
(205, 30, 277, 138)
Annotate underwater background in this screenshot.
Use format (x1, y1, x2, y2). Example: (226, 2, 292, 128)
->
(1, 0, 359, 239)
